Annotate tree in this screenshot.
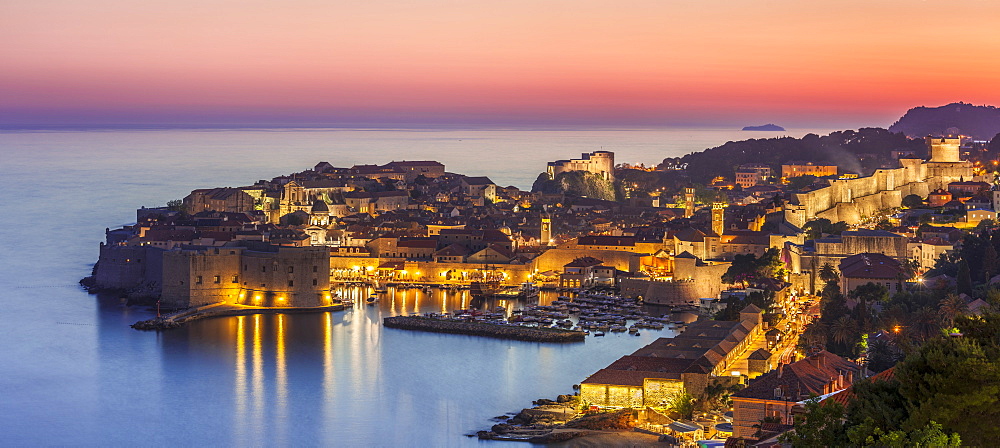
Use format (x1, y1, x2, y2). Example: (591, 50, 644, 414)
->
(779, 398, 848, 446)
(956, 260, 972, 296)
(831, 315, 858, 346)
(895, 336, 1000, 446)
(819, 263, 840, 285)
(902, 194, 924, 208)
(666, 391, 695, 420)
(722, 253, 759, 288)
(849, 282, 888, 332)
(844, 377, 909, 444)
(166, 199, 184, 212)
(787, 174, 818, 190)
(938, 294, 967, 329)
(983, 243, 999, 281)
(850, 421, 961, 447)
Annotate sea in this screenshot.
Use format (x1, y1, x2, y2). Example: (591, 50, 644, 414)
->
(0, 126, 836, 446)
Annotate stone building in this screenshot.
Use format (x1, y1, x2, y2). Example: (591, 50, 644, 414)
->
(159, 244, 332, 308)
(580, 305, 762, 408)
(460, 176, 497, 203)
(547, 151, 615, 181)
(183, 188, 256, 214)
(383, 160, 445, 182)
(781, 162, 838, 179)
(839, 252, 904, 295)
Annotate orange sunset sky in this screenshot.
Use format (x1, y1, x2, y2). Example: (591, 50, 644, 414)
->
(2, 0, 999, 127)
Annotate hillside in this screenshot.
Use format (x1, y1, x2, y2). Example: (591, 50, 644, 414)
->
(889, 102, 1000, 140)
(666, 128, 923, 183)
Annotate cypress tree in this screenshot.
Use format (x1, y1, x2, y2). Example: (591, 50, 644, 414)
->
(957, 260, 973, 296)
(983, 244, 999, 282)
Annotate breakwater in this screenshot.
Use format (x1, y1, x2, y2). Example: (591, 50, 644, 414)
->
(383, 316, 585, 342)
(132, 303, 346, 331)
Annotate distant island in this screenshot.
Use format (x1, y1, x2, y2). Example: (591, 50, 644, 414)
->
(742, 124, 785, 131)
(889, 102, 1000, 140)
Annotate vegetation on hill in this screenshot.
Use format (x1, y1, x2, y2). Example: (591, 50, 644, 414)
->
(785, 311, 1000, 446)
(889, 102, 1000, 140)
(662, 128, 923, 184)
(531, 171, 621, 201)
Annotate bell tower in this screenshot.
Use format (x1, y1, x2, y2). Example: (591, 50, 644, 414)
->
(540, 214, 553, 246)
(684, 188, 695, 218)
(712, 202, 726, 236)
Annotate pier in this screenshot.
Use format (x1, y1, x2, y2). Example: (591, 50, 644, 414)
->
(382, 316, 586, 342)
(131, 302, 346, 331)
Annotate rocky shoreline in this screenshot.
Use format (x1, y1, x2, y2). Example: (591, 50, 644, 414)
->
(382, 316, 585, 342)
(131, 304, 346, 331)
(474, 400, 661, 445)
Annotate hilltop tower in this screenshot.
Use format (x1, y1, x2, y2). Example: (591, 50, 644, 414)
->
(711, 202, 726, 237)
(684, 188, 695, 218)
(927, 136, 961, 163)
(540, 214, 553, 246)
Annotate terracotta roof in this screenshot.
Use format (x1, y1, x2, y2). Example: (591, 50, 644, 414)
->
(396, 238, 437, 249)
(839, 253, 902, 280)
(824, 367, 895, 407)
(674, 227, 708, 242)
(732, 351, 863, 402)
(434, 243, 471, 257)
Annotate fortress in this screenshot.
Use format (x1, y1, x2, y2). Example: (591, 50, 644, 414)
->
(783, 137, 971, 227)
(547, 151, 615, 180)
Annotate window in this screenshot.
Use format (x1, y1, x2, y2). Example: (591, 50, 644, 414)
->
(214, 275, 221, 284)
(244, 265, 248, 271)
(232, 276, 239, 283)
(312, 279, 318, 286)
(262, 266, 266, 272)
(313, 266, 318, 273)
(288, 266, 294, 274)
(288, 280, 294, 287)
(196, 276, 203, 284)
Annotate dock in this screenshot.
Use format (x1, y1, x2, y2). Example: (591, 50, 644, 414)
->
(383, 316, 585, 342)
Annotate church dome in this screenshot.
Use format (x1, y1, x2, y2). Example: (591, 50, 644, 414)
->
(312, 200, 330, 213)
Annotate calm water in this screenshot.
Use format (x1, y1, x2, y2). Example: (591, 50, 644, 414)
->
(0, 127, 834, 446)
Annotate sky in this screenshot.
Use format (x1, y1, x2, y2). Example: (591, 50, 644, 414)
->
(2, 0, 999, 128)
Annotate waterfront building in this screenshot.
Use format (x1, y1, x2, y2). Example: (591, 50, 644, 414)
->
(580, 305, 763, 408)
(183, 187, 256, 214)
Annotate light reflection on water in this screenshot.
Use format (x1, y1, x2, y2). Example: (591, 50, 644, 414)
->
(160, 287, 672, 446)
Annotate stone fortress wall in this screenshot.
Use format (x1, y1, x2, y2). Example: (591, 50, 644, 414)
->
(547, 151, 615, 181)
(784, 138, 971, 228)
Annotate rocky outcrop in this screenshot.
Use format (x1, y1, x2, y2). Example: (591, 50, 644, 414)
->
(382, 316, 585, 342)
(565, 409, 636, 430)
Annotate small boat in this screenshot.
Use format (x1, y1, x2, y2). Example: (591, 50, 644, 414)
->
(366, 295, 379, 305)
(594, 331, 605, 337)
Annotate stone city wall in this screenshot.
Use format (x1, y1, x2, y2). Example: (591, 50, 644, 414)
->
(785, 159, 971, 227)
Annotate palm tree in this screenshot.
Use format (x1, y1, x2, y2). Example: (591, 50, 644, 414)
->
(831, 315, 857, 346)
(819, 263, 839, 285)
(909, 306, 940, 341)
(938, 294, 967, 328)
